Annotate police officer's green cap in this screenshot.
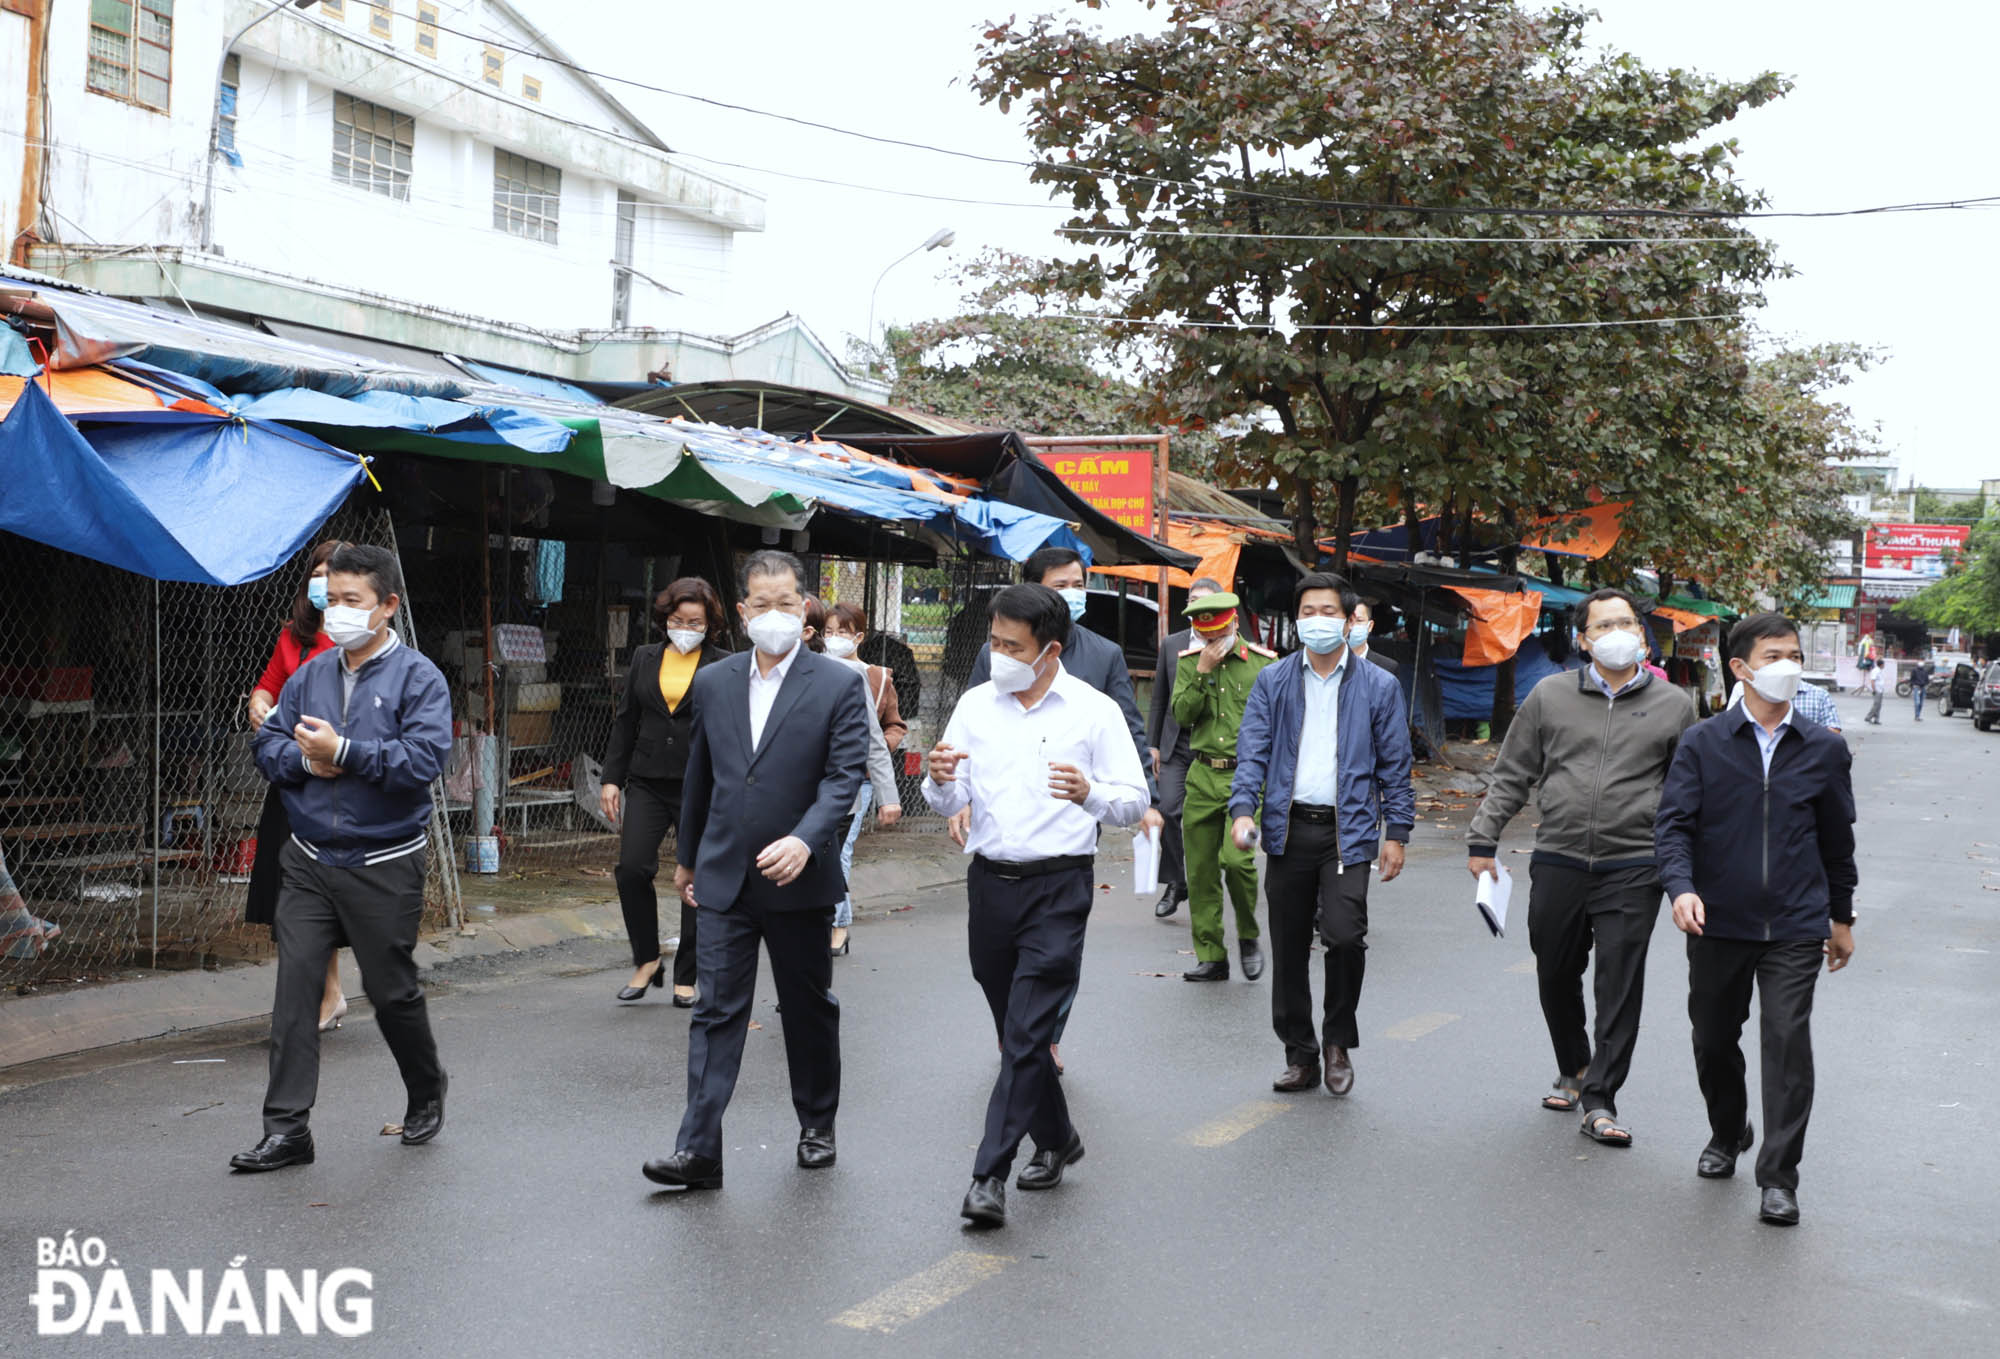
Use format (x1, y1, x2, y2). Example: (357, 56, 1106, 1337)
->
(1185, 590, 1240, 616)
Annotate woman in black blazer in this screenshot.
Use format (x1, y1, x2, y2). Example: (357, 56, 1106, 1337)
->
(600, 577, 731, 1005)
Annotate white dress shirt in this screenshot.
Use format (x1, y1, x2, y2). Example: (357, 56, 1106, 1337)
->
(1748, 706, 1792, 776)
(923, 665, 1148, 860)
(1292, 649, 1347, 805)
(747, 642, 801, 750)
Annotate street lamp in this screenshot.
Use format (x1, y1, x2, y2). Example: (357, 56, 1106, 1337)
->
(200, 0, 320, 252)
(865, 228, 955, 372)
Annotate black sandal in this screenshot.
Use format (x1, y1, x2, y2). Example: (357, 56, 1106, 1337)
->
(1580, 1110, 1633, 1147)
(1542, 1075, 1583, 1112)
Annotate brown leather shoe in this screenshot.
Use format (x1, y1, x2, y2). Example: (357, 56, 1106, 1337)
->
(1273, 1063, 1318, 1092)
(1323, 1046, 1354, 1096)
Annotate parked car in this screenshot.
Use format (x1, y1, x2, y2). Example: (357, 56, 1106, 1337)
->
(1939, 662, 1979, 717)
(1972, 662, 2000, 731)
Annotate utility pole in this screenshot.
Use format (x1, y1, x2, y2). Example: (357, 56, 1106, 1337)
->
(10, 0, 48, 268)
(200, 0, 320, 253)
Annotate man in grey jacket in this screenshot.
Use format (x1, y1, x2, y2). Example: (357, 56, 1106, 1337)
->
(1467, 588, 1696, 1146)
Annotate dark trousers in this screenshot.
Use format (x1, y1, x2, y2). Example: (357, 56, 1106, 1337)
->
(244, 785, 291, 929)
(1157, 749, 1191, 891)
(1527, 862, 1662, 1117)
(1866, 686, 1885, 722)
(676, 898, 840, 1160)
(1687, 936, 1822, 1190)
(968, 859, 1091, 1179)
(264, 842, 442, 1136)
(1264, 817, 1370, 1065)
(614, 777, 696, 988)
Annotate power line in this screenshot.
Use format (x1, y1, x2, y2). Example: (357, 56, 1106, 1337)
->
(1049, 313, 1743, 333)
(1056, 226, 1757, 246)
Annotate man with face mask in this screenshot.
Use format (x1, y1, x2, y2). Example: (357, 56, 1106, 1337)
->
(1657, 612, 1856, 1227)
(1171, 589, 1277, 982)
(1466, 588, 1696, 1147)
(236, 545, 454, 1172)
(643, 550, 871, 1193)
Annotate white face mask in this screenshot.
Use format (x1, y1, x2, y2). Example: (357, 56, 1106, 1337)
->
(322, 604, 381, 651)
(1347, 622, 1371, 647)
(824, 635, 858, 659)
(991, 642, 1052, 695)
(666, 628, 705, 655)
(744, 608, 804, 657)
(1589, 628, 1645, 672)
(1744, 658, 1804, 704)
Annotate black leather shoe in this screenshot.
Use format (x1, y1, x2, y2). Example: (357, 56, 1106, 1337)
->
(399, 1072, 447, 1146)
(1239, 938, 1265, 981)
(1273, 1063, 1318, 1092)
(642, 1150, 724, 1190)
(616, 963, 667, 1001)
(1324, 1046, 1354, 1096)
(1182, 960, 1229, 982)
(1154, 885, 1185, 918)
(1759, 1186, 1800, 1226)
(797, 1127, 836, 1169)
(1015, 1131, 1084, 1191)
(960, 1175, 1006, 1227)
(1697, 1122, 1755, 1179)
(229, 1130, 314, 1173)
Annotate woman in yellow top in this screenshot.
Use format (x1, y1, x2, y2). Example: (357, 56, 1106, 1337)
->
(600, 577, 731, 1005)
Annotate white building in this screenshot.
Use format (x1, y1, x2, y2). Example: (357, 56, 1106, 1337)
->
(0, 0, 881, 396)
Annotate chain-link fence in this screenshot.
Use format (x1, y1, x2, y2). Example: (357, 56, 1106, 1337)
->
(0, 505, 460, 992)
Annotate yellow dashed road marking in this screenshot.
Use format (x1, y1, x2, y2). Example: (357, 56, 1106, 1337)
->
(830, 1251, 1014, 1334)
(1180, 1099, 1290, 1148)
(1506, 958, 1537, 975)
(1382, 1011, 1461, 1041)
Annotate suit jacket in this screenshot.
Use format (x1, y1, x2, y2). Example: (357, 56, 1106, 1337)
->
(970, 624, 1157, 802)
(1147, 627, 1195, 760)
(601, 641, 731, 787)
(677, 647, 870, 912)
(1357, 647, 1400, 678)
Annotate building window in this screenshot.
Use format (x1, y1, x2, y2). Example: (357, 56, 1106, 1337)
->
(332, 94, 413, 200)
(368, 4, 391, 39)
(493, 150, 559, 244)
(321, 0, 344, 17)
(415, 3, 438, 57)
(521, 75, 542, 103)
(482, 46, 504, 87)
(217, 52, 241, 164)
(87, 0, 174, 113)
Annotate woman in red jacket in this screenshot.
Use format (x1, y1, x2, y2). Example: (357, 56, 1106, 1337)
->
(246, 540, 347, 1031)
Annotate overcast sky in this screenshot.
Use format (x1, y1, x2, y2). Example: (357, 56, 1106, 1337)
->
(540, 1, 1997, 490)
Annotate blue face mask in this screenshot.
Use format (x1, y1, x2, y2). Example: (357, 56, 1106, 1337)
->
(1296, 616, 1347, 655)
(1058, 587, 1088, 623)
(307, 577, 330, 611)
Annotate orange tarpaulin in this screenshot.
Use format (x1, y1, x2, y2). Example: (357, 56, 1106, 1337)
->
(1652, 605, 1710, 633)
(1095, 517, 1285, 592)
(0, 367, 222, 419)
(1522, 501, 1627, 560)
(1450, 587, 1545, 666)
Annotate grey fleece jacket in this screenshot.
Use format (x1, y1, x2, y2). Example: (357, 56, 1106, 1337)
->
(1467, 667, 1696, 871)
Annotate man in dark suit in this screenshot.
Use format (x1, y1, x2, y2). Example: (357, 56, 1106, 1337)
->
(1349, 601, 1400, 677)
(642, 550, 870, 1192)
(1145, 576, 1225, 918)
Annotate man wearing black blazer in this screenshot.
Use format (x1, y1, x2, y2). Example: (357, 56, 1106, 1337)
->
(642, 551, 870, 1191)
(1145, 576, 1226, 918)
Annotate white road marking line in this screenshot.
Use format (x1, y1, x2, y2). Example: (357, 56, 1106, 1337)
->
(1181, 1099, 1290, 1148)
(830, 1251, 1014, 1334)
(1382, 1011, 1461, 1041)
(1506, 958, 1537, 974)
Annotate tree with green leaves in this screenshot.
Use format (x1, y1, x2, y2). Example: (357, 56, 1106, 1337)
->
(1910, 517, 2000, 637)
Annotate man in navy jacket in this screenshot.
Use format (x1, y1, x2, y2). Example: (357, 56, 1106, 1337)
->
(1229, 572, 1415, 1097)
(236, 545, 454, 1173)
(1656, 612, 1857, 1227)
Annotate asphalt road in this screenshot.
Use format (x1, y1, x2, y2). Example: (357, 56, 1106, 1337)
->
(4, 691, 1997, 1356)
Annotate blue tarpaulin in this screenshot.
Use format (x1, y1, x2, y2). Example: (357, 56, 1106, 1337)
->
(1431, 646, 1571, 720)
(0, 379, 367, 585)
(230, 387, 575, 453)
(457, 360, 602, 406)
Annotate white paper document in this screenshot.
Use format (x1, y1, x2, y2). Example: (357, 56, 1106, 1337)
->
(1133, 826, 1161, 895)
(1475, 867, 1513, 938)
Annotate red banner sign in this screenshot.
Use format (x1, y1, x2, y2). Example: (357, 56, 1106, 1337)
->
(1033, 448, 1155, 533)
(1864, 522, 1969, 567)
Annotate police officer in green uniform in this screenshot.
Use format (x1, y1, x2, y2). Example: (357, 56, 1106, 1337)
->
(1171, 590, 1278, 982)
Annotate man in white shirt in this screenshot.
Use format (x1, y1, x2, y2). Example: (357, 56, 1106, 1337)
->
(926, 584, 1149, 1229)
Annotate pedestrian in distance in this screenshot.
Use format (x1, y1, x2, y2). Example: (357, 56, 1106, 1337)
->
(924, 584, 1149, 1229)
(1466, 588, 1696, 1145)
(1655, 612, 1857, 1227)
(1229, 572, 1415, 1098)
(244, 540, 349, 1033)
(1864, 659, 1889, 725)
(1909, 655, 1933, 721)
(642, 551, 870, 1193)
(600, 577, 732, 1007)
(807, 598, 903, 957)
(1171, 588, 1277, 982)
(1143, 575, 1226, 921)
(234, 545, 454, 1173)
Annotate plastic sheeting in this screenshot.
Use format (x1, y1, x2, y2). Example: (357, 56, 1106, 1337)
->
(1432, 647, 1572, 721)
(1451, 587, 1546, 666)
(0, 379, 367, 585)
(229, 387, 575, 453)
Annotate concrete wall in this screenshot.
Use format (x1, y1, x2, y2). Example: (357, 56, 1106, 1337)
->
(0, 7, 27, 257)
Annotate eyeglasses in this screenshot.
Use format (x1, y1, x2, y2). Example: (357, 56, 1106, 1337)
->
(1582, 618, 1642, 637)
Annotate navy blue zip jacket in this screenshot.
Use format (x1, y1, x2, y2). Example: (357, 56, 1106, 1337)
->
(1228, 650, 1415, 862)
(1654, 703, 1857, 941)
(251, 635, 453, 868)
